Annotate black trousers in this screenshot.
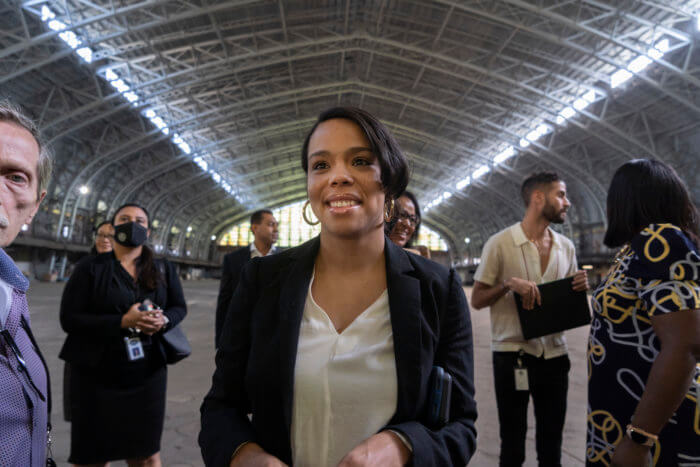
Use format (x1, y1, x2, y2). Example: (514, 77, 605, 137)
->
(492, 351, 570, 467)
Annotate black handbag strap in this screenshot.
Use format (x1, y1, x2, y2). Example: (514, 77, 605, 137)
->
(155, 259, 180, 337)
(157, 258, 167, 280)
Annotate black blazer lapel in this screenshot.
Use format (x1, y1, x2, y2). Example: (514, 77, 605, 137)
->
(384, 238, 424, 422)
(277, 237, 319, 441)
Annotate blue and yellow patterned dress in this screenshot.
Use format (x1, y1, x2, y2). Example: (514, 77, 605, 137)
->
(586, 224, 700, 466)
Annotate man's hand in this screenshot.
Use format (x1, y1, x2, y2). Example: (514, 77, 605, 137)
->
(230, 443, 288, 467)
(505, 277, 541, 310)
(337, 431, 410, 467)
(610, 438, 652, 467)
(571, 270, 589, 292)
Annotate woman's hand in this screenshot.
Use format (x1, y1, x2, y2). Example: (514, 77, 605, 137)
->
(138, 310, 165, 336)
(121, 303, 143, 329)
(230, 443, 288, 467)
(120, 303, 166, 335)
(611, 438, 652, 467)
(505, 277, 541, 310)
(337, 431, 410, 467)
(571, 270, 589, 292)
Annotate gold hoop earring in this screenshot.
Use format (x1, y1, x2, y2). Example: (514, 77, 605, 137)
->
(384, 198, 396, 223)
(302, 200, 320, 226)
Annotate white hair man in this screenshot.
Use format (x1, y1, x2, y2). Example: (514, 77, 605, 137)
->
(0, 100, 53, 467)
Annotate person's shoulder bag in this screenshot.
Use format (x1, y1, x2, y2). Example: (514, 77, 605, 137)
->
(157, 259, 191, 364)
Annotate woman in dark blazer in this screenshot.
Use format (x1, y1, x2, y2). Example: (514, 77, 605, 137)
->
(200, 107, 477, 466)
(60, 203, 187, 466)
(63, 220, 114, 423)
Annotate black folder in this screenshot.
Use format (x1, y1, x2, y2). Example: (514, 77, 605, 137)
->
(513, 276, 591, 339)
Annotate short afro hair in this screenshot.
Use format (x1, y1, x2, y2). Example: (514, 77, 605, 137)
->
(520, 172, 561, 207)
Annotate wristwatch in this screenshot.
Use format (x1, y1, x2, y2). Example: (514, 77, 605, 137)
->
(625, 424, 657, 447)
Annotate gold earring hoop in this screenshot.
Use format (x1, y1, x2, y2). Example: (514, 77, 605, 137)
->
(302, 200, 320, 226)
(384, 198, 396, 223)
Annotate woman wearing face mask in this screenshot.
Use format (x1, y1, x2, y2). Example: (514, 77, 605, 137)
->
(386, 191, 431, 258)
(59, 203, 187, 467)
(200, 107, 477, 466)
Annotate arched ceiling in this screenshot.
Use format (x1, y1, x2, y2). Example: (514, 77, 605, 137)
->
(2, 0, 699, 261)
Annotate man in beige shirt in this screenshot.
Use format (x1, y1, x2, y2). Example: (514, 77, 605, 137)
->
(471, 172, 588, 467)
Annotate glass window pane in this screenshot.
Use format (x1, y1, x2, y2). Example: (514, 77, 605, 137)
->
(218, 200, 440, 250)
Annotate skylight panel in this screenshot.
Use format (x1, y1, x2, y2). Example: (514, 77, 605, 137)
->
(36, 5, 242, 204)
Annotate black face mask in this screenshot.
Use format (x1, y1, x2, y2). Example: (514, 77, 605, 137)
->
(113, 222, 148, 247)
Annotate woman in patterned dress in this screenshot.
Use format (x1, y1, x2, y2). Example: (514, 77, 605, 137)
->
(586, 159, 700, 466)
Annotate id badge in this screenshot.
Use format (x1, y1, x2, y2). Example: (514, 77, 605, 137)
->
(514, 368, 529, 391)
(124, 336, 145, 361)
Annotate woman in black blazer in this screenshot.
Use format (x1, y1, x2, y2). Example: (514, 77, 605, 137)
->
(200, 107, 477, 466)
(60, 203, 187, 466)
(63, 220, 114, 423)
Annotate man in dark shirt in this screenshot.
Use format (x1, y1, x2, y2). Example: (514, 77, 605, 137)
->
(215, 209, 278, 347)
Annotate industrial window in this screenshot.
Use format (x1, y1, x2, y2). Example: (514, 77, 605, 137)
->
(220, 200, 447, 251)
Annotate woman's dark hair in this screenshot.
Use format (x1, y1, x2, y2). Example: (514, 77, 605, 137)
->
(112, 203, 161, 290)
(385, 191, 422, 247)
(604, 159, 699, 248)
(90, 220, 113, 255)
(95, 220, 112, 231)
(300, 107, 409, 200)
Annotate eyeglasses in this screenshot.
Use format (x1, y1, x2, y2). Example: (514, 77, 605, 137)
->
(397, 212, 420, 226)
(0, 328, 46, 401)
(96, 233, 113, 240)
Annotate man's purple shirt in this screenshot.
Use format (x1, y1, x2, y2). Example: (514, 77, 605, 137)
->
(0, 248, 48, 467)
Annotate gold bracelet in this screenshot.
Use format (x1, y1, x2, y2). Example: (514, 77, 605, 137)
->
(625, 424, 658, 447)
(230, 441, 250, 462)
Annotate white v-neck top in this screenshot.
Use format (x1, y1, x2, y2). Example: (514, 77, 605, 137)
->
(291, 277, 398, 467)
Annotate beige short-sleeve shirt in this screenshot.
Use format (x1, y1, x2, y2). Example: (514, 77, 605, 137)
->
(474, 223, 578, 358)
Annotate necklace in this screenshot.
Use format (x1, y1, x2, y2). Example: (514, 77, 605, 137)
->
(527, 231, 550, 251)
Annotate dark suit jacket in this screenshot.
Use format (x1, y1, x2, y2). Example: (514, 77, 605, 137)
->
(199, 237, 477, 466)
(215, 246, 252, 347)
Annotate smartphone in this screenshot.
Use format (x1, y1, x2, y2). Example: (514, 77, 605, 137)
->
(428, 365, 452, 427)
(138, 299, 161, 317)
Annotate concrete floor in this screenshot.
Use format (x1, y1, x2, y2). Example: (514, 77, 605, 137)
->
(28, 280, 588, 466)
